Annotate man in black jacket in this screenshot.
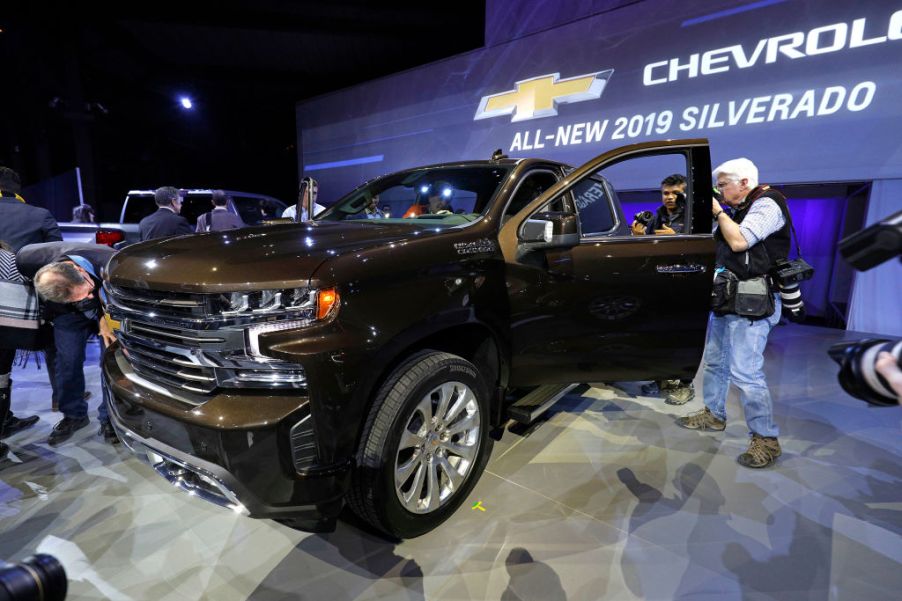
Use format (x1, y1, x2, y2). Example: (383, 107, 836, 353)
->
(18, 242, 118, 446)
(0, 167, 62, 252)
(0, 166, 62, 441)
(139, 186, 193, 241)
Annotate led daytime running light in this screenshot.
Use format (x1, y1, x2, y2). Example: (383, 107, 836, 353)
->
(247, 319, 310, 358)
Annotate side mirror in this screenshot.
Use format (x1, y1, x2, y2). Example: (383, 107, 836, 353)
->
(517, 211, 579, 255)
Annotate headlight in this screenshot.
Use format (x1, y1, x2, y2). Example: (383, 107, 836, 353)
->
(215, 287, 314, 317)
(245, 288, 340, 359)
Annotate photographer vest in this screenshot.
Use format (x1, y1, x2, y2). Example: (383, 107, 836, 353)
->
(714, 186, 792, 279)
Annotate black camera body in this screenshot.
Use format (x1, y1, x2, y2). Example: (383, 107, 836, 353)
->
(634, 210, 654, 227)
(771, 257, 815, 286)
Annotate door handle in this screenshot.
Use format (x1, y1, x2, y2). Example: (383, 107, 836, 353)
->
(656, 264, 706, 274)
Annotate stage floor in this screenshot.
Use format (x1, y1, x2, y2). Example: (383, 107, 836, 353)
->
(1, 323, 900, 600)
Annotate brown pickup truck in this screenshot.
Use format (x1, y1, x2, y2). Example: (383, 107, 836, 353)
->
(102, 139, 716, 538)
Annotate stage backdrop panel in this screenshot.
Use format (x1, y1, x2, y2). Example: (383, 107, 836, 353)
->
(297, 0, 902, 203)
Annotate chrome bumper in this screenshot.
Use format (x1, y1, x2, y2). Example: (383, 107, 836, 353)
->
(109, 409, 249, 515)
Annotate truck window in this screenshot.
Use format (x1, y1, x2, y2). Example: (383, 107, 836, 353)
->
(179, 195, 213, 226)
(503, 170, 559, 222)
(598, 153, 691, 236)
(570, 176, 617, 236)
(122, 194, 158, 223)
(233, 196, 286, 225)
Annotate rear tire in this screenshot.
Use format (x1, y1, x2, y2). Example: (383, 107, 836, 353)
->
(347, 350, 493, 538)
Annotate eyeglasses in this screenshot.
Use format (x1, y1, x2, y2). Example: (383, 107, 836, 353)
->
(715, 180, 736, 190)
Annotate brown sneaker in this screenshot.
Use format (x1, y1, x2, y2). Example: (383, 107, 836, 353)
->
(676, 407, 725, 431)
(665, 383, 696, 405)
(737, 434, 782, 468)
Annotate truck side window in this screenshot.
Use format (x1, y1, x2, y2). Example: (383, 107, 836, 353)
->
(571, 176, 616, 235)
(504, 171, 559, 222)
(599, 152, 691, 236)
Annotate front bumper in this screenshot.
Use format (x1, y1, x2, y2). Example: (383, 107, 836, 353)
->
(102, 346, 351, 522)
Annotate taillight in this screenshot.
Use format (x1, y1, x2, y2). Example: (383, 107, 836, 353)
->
(96, 229, 125, 247)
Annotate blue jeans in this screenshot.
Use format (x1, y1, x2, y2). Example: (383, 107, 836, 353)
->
(702, 295, 781, 438)
(45, 312, 109, 422)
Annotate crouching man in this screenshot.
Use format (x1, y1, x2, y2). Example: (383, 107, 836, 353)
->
(18, 242, 118, 446)
(677, 158, 791, 469)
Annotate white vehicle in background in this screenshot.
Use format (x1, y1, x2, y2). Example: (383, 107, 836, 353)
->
(60, 189, 288, 247)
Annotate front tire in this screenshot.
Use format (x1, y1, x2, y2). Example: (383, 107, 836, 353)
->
(348, 350, 493, 538)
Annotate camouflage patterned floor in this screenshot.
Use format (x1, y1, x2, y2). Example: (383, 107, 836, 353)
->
(1, 324, 900, 600)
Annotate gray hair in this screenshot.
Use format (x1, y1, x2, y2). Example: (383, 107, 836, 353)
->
(34, 262, 84, 303)
(713, 158, 759, 189)
(155, 186, 181, 207)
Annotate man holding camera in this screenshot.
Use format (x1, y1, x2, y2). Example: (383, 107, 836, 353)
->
(631, 174, 696, 404)
(631, 173, 688, 236)
(677, 158, 790, 469)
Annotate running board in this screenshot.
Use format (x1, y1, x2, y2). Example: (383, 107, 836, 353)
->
(505, 383, 578, 425)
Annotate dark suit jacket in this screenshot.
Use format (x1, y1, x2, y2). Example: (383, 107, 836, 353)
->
(0, 196, 63, 252)
(139, 208, 193, 241)
(16, 241, 116, 279)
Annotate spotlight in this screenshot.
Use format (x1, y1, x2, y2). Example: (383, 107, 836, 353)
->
(442, 188, 452, 198)
(179, 96, 193, 110)
(420, 185, 429, 194)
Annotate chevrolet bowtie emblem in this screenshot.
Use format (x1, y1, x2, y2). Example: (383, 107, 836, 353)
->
(474, 70, 614, 123)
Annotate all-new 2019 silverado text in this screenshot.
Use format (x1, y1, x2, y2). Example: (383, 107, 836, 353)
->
(102, 140, 717, 538)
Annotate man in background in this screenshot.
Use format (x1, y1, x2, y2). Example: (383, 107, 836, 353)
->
(282, 177, 325, 221)
(139, 186, 192, 241)
(196, 190, 244, 232)
(0, 166, 62, 252)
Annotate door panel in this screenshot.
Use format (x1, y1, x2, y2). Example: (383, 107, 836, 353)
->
(499, 139, 715, 386)
(507, 236, 714, 385)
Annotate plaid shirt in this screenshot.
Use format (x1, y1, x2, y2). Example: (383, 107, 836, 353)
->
(737, 197, 785, 247)
(0, 248, 39, 327)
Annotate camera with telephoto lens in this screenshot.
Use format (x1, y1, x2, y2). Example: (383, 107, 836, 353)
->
(829, 209, 902, 406)
(0, 554, 67, 601)
(829, 339, 901, 407)
(771, 257, 815, 286)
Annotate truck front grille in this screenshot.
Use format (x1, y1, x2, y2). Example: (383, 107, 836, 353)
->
(118, 323, 223, 398)
(106, 284, 211, 322)
(108, 286, 308, 402)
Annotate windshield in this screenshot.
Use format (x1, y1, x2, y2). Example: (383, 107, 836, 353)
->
(317, 165, 512, 227)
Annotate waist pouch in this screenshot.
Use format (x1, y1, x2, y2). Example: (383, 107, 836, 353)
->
(711, 269, 775, 319)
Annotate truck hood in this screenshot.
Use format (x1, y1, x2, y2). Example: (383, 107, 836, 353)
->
(106, 220, 444, 292)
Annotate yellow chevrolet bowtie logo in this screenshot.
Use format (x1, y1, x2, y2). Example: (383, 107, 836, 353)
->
(474, 70, 614, 123)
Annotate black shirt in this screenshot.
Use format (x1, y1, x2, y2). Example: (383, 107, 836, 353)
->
(645, 204, 686, 234)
